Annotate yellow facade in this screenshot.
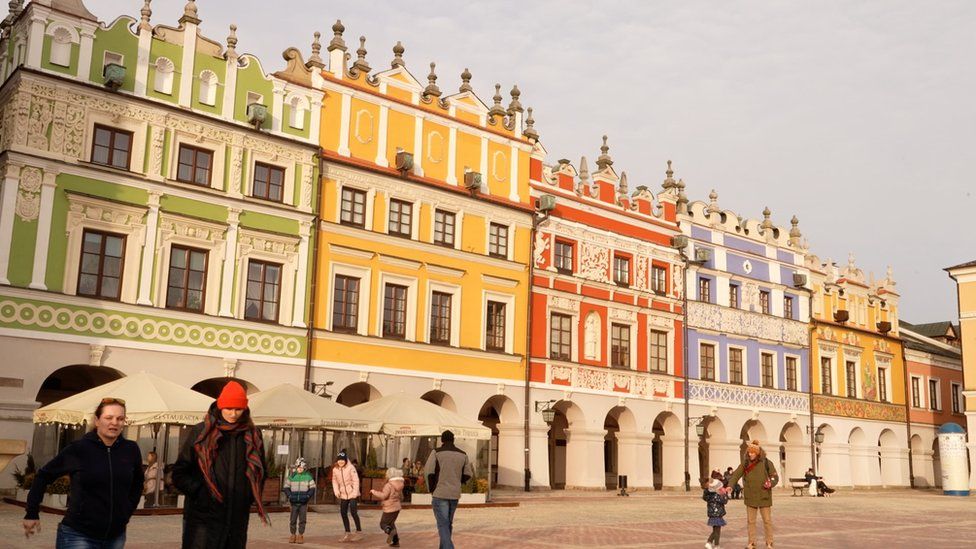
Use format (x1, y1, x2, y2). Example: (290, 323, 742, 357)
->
(947, 262, 976, 407)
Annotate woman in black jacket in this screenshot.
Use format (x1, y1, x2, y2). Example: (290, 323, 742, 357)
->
(172, 381, 267, 549)
(22, 397, 144, 548)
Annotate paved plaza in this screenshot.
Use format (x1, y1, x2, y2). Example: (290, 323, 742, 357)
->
(1, 489, 971, 548)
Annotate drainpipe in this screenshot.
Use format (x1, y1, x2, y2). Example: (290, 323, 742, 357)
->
(808, 323, 818, 474)
(679, 249, 691, 492)
(303, 151, 324, 392)
(900, 336, 915, 488)
(524, 210, 548, 491)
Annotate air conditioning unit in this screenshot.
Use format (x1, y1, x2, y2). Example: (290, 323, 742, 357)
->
(793, 273, 808, 287)
(694, 247, 711, 263)
(877, 321, 892, 334)
(103, 63, 126, 90)
(395, 150, 414, 173)
(536, 194, 556, 213)
(833, 310, 849, 323)
(464, 170, 483, 190)
(671, 235, 689, 250)
(246, 103, 268, 128)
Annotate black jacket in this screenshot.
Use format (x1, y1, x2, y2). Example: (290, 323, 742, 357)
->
(25, 431, 143, 540)
(702, 489, 728, 518)
(172, 405, 265, 549)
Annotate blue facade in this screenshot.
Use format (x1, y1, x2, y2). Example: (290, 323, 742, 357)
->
(687, 328, 809, 391)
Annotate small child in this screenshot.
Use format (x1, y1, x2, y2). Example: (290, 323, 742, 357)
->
(703, 476, 729, 549)
(370, 467, 405, 547)
(283, 457, 316, 544)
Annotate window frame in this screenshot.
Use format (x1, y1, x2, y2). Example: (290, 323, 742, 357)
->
(649, 329, 669, 373)
(878, 367, 888, 402)
(485, 300, 508, 351)
(429, 290, 453, 345)
(175, 144, 215, 187)
(845, 361, 858, 398)
(90, 124, 134, 171)
(761, 352, 775, 388)
(759, 289, 771, 315)
(433, 209, 456, 248)
(77, 229, 127, 301)
(910, 376, 921, 408)
(951, 382, 962, 414)
(729, 347, 744, 385)
(610, 323, 631, 369)
(555, 240, 575, 275)
(243, 259, 283, 324)
(331, 274, 362, 334)
(651, 265, 667, 295)
(549, 312, 573, 361)
(165, 245, 208, 312)
(488, 223, 509, 259)
(340, 187, 368, 228)
(698, 277, 711, 303)
(820, 357, 833, 395)
(786, 356, 798, 392)
(783, 295, 794, 320)
(729, 283, 739, 309)
(251, 162, 286, 203)
(613, 254, 631, 287)
(382, 283, 409, 339)
(388, 198, 414, 238)
(928, 378, 940, 411)
(700, 342, 716, 381)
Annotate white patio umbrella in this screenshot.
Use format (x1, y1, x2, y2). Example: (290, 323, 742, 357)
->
(33, 371, 212, 426)
(248, 383, 381, 432)
(353, 393, 491, 440)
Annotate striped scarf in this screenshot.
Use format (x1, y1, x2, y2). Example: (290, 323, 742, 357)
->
(194, 411, 268, 523)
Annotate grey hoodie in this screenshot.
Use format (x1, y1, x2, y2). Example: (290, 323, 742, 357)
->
(424, 443, 473, 500)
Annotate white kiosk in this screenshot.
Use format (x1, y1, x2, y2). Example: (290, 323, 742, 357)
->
(937, 422, 969, 496)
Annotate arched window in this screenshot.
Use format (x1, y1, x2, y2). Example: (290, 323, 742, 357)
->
(288, 95, 308, 130)
(49, 27, 73, 67)
(153, 57, 175, 95)
(198, 70, 218, 105)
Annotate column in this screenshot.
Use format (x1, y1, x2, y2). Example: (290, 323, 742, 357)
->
(337, 93, 352, 157)
(374, 104, 389, 167)
(880, 446, 910, 487)
(784, 443, 812, 480)
(495, 423, 525, 489)
(849, 444, 878, 487)
(28, 172, 57, 290)
(564, 428, 606, 489)
(508, 144, 520, 202)
(134, 20, 153, 96)
(911, 449, 936, 488)
(446, 125, 457, 185)
(661, 437, 685, 489)
(26, 14, 46, 68)
(178, 16, 198, 108)
(708, 439, 743, 482)
(479, 136, 488, 177)
(412, 114, 424, 176)
(271, 81, 285, 132)
(968, 412, 976, 490)
(309, 97, 324, 147)
(76, 27, 95, 80)
(526, 423, 551, 490)
(222, 52, 240, 120)
(818, 442, 852, 488)
(136, 191, 161, 305)
(0, 165, 21, 285)
(616, 432, 654, 489)
(291, 221, 311, 328)
(218, 208, 241, 317)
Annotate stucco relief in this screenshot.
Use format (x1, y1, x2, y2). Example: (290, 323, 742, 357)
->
(548, 295, 579, 313)
(544, 362, 674, 398)
(584, 311, 600, 360)
(634, 256, 648, 291)
(673, 265, 683, 298)
(534, 230, 550, 268)
(811, 394, 905, 422)
(608, 307, 636, 323)
(301, 166, 313, 209)
(15, 167, 42, 222)
(689, 380, 809, 412)
(742, 281, 760, 312)
(150, 127, 165, 176)
(579, 243, 610, 283)
(688, 301, 808, 346)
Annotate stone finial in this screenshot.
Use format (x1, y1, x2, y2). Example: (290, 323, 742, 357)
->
(523, 107, 539, 141)
(138, 0, 152, 31)
(789, 215, 802, 242)
(761, 206, 774, 230)
(223, 24, 239, 60)
(884, 265, 896, 287)
(351, 35, 370, 73)
(847, 252, 856, 269)
(306, 31, 325, 69)
(618, 171, 629, 195)
(459, 68, 472, 93)
(424, 62, 441, 97)
(662, 159, 677, 190)
(328, 19, 346, 52)
(9, 0, 23, 17)
(707, 189, 720, 214)
(577, 156, 591, 193)
(507, 84, 523, 114)
(676, 178, 689, 213)
(180, 0, 199, 25)
(488, 83, 507, 117)
(391, 41, 405, 68)
(595, 135, 613, 170)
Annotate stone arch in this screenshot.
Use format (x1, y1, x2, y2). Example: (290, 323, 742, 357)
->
(848, 426, 867, 446)
(603, 407, 637, 489)
(910, 434, 934, 488)
(652, 412, 683, 489)
(190, 377, 259, 399)
(779, 422, 808, 479)
(740, 419, 769, 445)
(548, 400, 585, 489)
(698, 415, 730, 486)
(335, 382, 381, 407)
(420, 390, 457, 412)
(816, 422, 839, 444)
(931, 437, 942, 488)
(198, 69, 218, 106)
(478, 395, 520, 486)
(878, 428, 902, 486)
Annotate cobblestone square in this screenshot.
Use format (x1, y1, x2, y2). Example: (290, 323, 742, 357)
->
(2, 489, 971, 548)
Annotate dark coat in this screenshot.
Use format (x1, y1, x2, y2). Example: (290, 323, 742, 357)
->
(172, 405, 265, 549)
(24, 431, 143, 540)
(729, 449, 779, 508)
(702, 489, 728, 518)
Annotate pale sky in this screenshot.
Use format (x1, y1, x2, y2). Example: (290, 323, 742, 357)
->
(96, 0, 976, 323)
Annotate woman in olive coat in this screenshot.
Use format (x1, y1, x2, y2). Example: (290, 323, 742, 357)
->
(729, 439, 779, 549)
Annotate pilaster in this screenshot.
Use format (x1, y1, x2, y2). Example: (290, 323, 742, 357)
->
(0, 164, 22, 285)
(446, 125, 457, 185)
(218, 208, 241, 317)
(564, 428, 607, 489)
(337, 92, 351, 157)
(136, 191, 161, 305)
(374, 104, 389, 167)
(178, 19, 198, 108)
(291, 220, 311, 328)
(412, 113, 424, 176)
(28, 171, 57, 290)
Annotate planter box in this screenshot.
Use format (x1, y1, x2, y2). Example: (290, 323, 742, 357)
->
(261, 478, 282, 505)
(42, 493, 67, 508)
(409, 493, 432, 505)
(408, 493, 486, 505)
(460, 493, 487, 504)
(177, 495, 185, 509)
(16, 489, 28, 502)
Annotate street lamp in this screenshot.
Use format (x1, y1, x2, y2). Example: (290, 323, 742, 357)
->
(814, 431, 825, 445)
(535, 400, 557, 424)
(310, 381, 334, 399)
(689, 415, 708, 438)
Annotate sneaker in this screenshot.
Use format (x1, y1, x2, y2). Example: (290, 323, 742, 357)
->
(296, 535, 304, 544)
(705, 543, 714, 549)
(340, 533, 351, 543)
(289, 534, 296, 543)
(387, 531, 394, 545)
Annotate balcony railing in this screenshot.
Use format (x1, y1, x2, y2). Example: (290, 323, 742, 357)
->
(545, 361, 675, 398)
(687, 301, 809, 346)
(811, 394, 906, 422)
(688, 379, 809, 413)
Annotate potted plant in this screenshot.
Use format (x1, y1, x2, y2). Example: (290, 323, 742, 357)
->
(459, 476, 487, 504)
(361, 468, 387, 503)
(410, 476, 432, 505)
(12, 455, 36, 501)
(43, 475, 70, 508)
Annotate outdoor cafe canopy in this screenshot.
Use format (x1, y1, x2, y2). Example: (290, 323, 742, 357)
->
(32, 371, 212, 426)
(353, 393, 491, 440)
(247, 383, 381, 432)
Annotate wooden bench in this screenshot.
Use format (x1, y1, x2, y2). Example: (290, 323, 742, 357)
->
(788, 477, 810, 496)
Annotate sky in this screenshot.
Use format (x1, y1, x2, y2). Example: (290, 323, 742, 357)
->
(96, 0, 976, 323)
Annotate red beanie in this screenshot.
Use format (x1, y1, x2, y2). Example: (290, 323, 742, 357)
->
(216, 381, 248, 410)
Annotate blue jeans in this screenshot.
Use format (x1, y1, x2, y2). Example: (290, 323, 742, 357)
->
(431, 497, 459, 549)
(56, 523, 126, 549)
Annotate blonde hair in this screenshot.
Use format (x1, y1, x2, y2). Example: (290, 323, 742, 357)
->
(387, 467, 403, 479)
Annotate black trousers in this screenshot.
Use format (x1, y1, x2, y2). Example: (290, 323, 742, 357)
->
(706, 525, 722, 545)
(339, 499, 362, 532)
(380, 510, 400, 539)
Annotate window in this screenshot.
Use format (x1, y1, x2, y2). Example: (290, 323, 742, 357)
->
(166, 246, 207, 311)
(878, 368, 888, 402)
(485, 301, 506, 351)
(429, 291, 452, 345)
(649, 330, 668, 372)
(252, 163, 285, 202)
(760, 290, 770, 314)
(382, 284, 408, 339)
(488, 223, 508, 258)
(387, 199, 413, 238)
(845, 361, 857, 398)
(176, 144, 213, 186)
(729, 348, 743, 384)
(698, 278, 711, 302)
(652, 265, 667, 294)
(91, 125, 133, 170)
(786, 357, 798, 391)
(784, 296, 794, 319)
(77, 230, 125, 300)
(610, 324, 630, 368)
(613, 255, 630, 286)
(555, 241, 574, 274)
(761, 353, 774, 388)
(331, 275, 360, 333)
(244, 260, 281, 322)
(911, 377, 921, 408)
(929, 379, 940, 411)
(700, 343, 715, 380)
(729, 284, 739, 309)
(821, 357, 832, 395)
(433, 210, 455, 247)
(952, 383, 962, 414)
(550, 313, 572, 360)
(340, 187, 367, 228)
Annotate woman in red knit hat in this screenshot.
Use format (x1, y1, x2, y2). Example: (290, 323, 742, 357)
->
(172, 381, 267, 549)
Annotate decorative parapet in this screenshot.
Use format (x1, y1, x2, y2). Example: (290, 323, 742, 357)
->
(0, 292, 304, 358)
(688, 300, 808, 346)
(689, 380, 809, 413)
(811, 394, 906, 423)
(544, 362, 676, 399)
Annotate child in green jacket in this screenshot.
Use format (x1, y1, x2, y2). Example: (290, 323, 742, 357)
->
(283, 457, 316, 544)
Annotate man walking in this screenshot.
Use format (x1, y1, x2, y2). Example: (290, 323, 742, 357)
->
(425, 430, 473, 549)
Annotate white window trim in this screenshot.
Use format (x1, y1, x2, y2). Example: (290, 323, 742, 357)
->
(910, 375, 924, 409)
(425, 280, 461, 347)
(376, 272, 419, 341)
(102, 51, 124, 68)
(485, 221, 513, 261)
(876, 364, 891, 402)
(607, 318, 636, 370)
(385, 194, 419, 240)
(84, 114, 148, 172)
(928, 376, 941, 411)
(950, 382, 962, 413)
(234, 229, 299, 325)
(169, 133, 226, 192)
(335, 184, 374, 231)
(154, 213, 227, 316)
(430, 205, 461, 250)
(698, 340, 718, 381)
(247, 155, 293, 205)
(784, 353, 801, 392)
(819, 350, 838, 396)
(327, 262, 371, 336)
(482, 290, 515, 354)
(647, 326, 673, 375)
(45, 22, 78, 68)
(727, 344, 747, 385)
(246, 91, 265, 107)
(759, 349, 778, 389)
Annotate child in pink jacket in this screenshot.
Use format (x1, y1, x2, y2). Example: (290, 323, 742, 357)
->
(370, 468, 405, 547)
(331, 450, 361, 542)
